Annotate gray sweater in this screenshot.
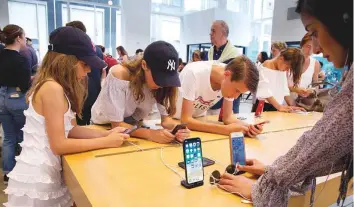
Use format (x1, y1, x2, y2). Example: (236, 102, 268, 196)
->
(251, 66, 353, 206)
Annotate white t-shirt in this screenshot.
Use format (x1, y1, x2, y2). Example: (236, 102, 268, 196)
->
(174, 61, 231, 119)
(91, 72, 167, 124)
(256, 64, 290, 104)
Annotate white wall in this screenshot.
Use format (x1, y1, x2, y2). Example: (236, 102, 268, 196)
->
(121, 0, 152, 55)
(0, 0, 9, 28)
(271, 0, 306, 42)
(214, 9, 251, 46)
(182, 9, 215, 44)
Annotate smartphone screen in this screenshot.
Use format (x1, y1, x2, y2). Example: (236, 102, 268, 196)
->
(230, 132, 246, 166)
(183, 138, 204, 185)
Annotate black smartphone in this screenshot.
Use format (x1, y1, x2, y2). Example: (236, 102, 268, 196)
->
(254, 120, 270, 130)
(178, 157, 215, 169)
(123, 125, 140, 135)
(182, 138, 204, 188)
(171, 123, 187, 135)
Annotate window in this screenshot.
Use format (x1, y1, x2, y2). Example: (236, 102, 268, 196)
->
(116, 11, 122, 54)
(184, 0, 218, 12)
(152, 0, 182, 7)
(62, 4, 105, 45)
(151, 14, 181, 52)
(8, 0, 48, 60)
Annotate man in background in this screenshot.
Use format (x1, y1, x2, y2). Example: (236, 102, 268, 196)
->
(19, 37, 38, 76)
(66, 21, 107, 125)
(208, 20, 242, 114)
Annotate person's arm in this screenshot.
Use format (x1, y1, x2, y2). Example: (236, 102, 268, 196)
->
(68, 122, 109, 139)
(111, 121, 177, 144)
(221, 98, 239, 125)
(251, 92, 352, 205)
(16, 56, 31, 92)
(40, 82, 128, 155)
(284, 96, 296, 106)
(122, 55, 128, 63)
(181, 98, 247, 135)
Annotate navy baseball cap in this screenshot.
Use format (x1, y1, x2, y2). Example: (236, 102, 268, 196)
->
(143, 41, 181, 87)
(48, 26, 107, 69)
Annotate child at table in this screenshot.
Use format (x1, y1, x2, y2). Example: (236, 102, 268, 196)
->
(4, 27, 129, 206)
(252, 48, 306, 112)
(91, 41, 190, 143)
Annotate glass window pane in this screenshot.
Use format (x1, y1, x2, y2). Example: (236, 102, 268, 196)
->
(116, 12, 121, 55)
(9, 1, 38, 39)
(37, 4, 48, 60)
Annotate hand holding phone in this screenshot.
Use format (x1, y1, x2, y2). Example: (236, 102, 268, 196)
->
(171, 123, 187, 135)
(123, 125, 140, 135)
(254, 120, 270, 130)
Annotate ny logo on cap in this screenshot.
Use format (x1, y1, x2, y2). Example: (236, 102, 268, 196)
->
(167, 59, 176, 71)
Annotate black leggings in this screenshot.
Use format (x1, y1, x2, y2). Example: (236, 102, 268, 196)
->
(251, 99, 277, 112)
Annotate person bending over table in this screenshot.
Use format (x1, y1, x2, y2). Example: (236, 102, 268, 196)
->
(252, 48, 306, 112)
(91, 41, 190, 144)
(174, 56, 263, 137)
(217, 0, 353, 206)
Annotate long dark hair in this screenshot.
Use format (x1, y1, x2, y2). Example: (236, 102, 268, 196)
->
(259, 51, 269, 63)
(296, 0, 353, 67)
(0, 24, 24, 45)
(280, 48, 304, 87)
(116, 46, 128, 56)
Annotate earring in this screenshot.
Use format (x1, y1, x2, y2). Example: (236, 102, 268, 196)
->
(343, 12, 351, 23)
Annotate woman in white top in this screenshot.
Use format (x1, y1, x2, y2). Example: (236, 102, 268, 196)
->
(252, 48, 305, 112)
(92, 41, 190, 144)
(288, 33, 321, 98)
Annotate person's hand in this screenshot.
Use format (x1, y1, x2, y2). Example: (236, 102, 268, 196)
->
(289, 106, 306, 112)
(105, 131, 129, 148)
(224, 123, 249, 135)
(298, 88, 314, 97)
(108, 127, 127, 134)
(296, 87, 308, 96)
(245, 124, 263, 138)
(237, 159, 266, 176)
(218, 173, 254, 201)
(149, 129, 175, 144)
(277, 105, 293, 113)
(175, 128, 190, 143)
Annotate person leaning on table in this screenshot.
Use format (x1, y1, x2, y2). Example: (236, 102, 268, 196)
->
(216, 0, 353, 206)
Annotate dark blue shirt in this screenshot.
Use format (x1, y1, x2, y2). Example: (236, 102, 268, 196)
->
(20, 45, 38, 75)
(212, 41, 228, 60)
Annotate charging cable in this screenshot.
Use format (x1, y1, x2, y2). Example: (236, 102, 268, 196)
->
(160, 147, 184, 181)
(126, 140, 144, 152)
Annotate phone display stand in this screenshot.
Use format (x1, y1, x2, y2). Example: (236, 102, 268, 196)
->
(181, 180, 203, 189)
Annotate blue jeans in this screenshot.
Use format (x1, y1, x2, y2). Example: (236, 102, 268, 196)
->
(0, 87, 28, 174)
(210, 95, 242, 114)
